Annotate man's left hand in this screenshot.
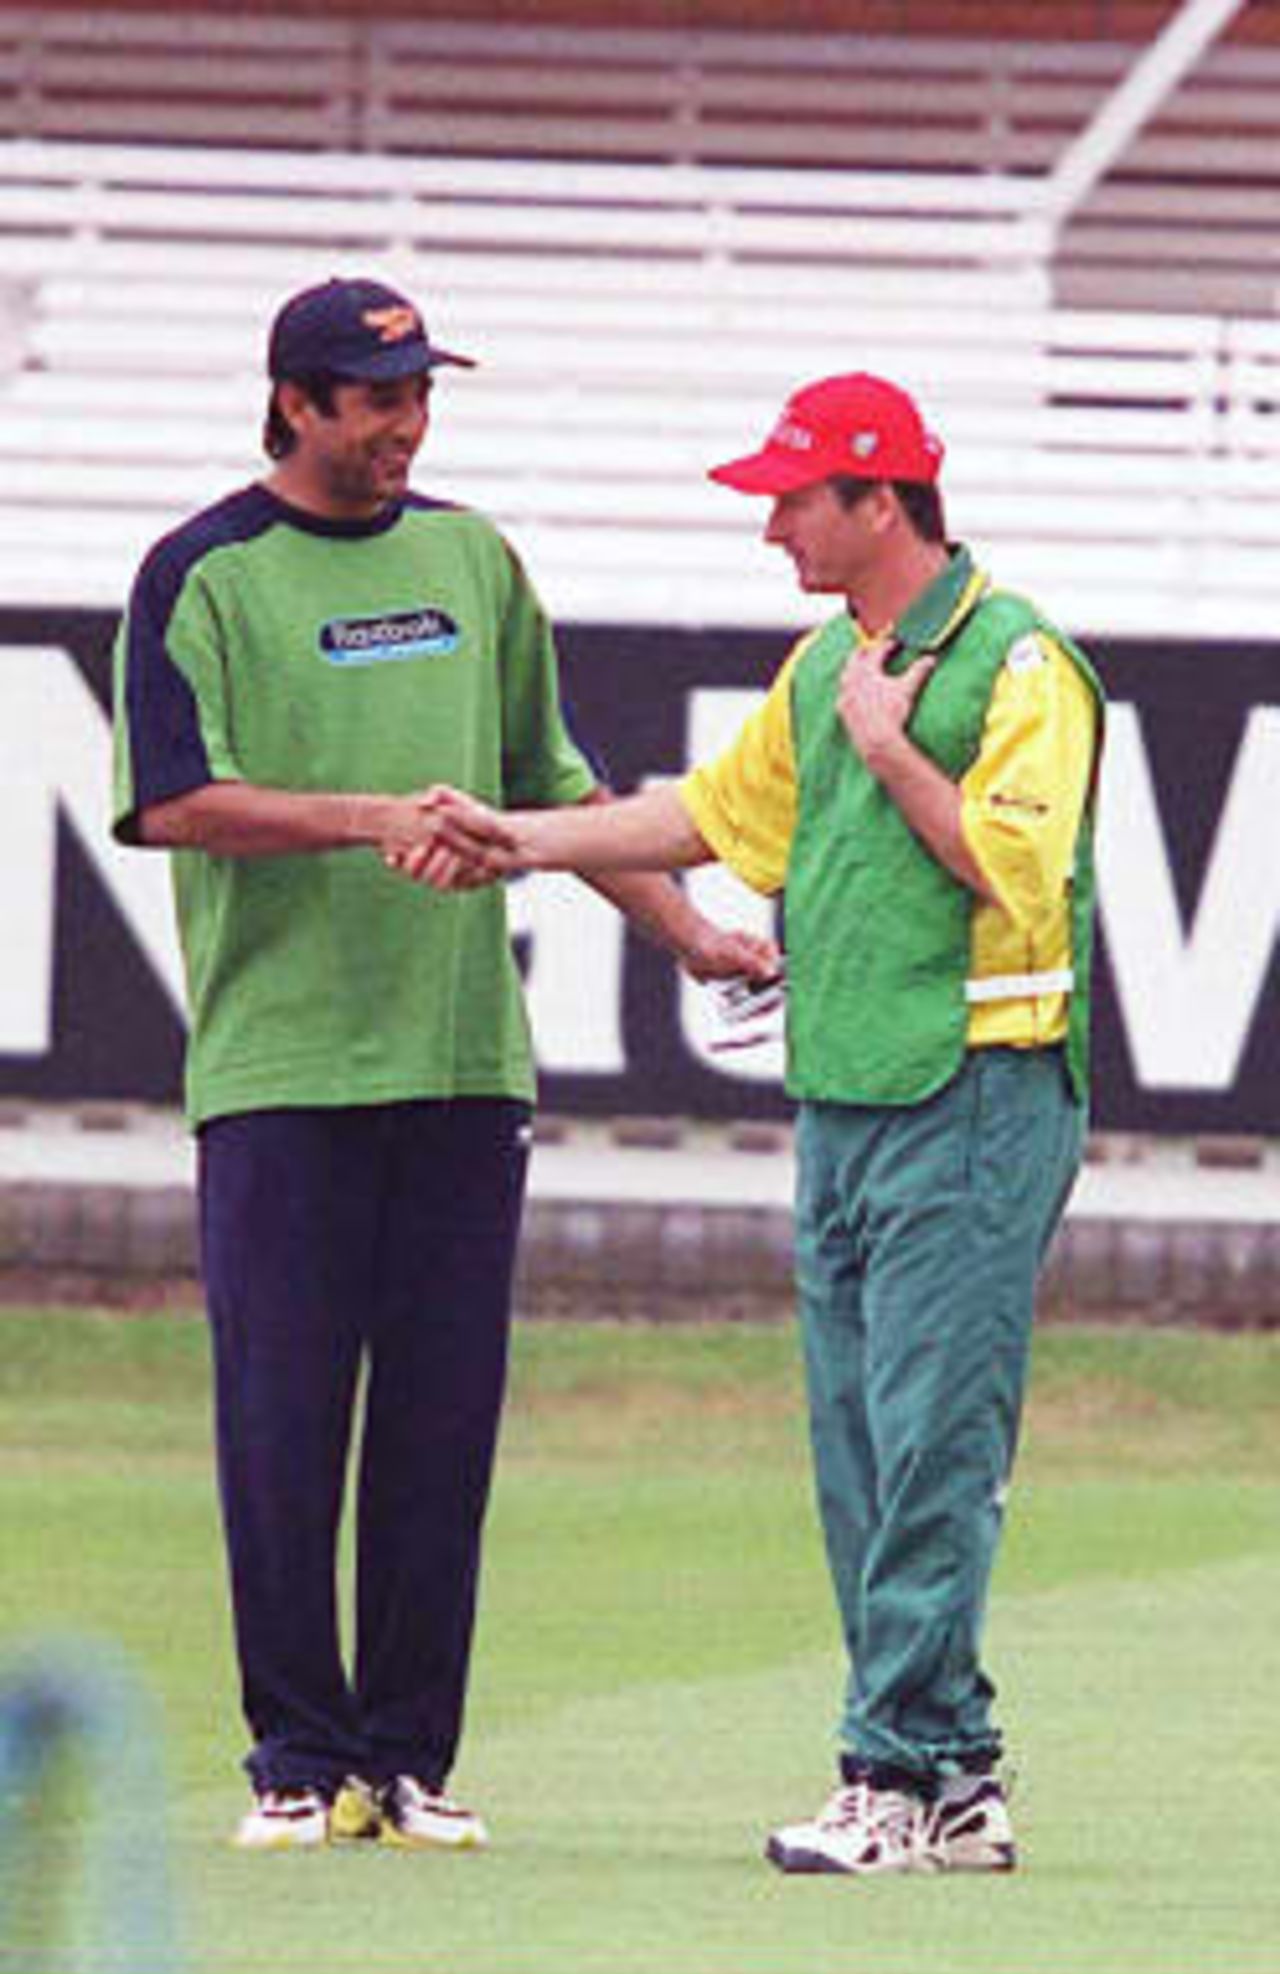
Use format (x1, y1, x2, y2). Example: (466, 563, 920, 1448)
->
(677, 923, 781, 983)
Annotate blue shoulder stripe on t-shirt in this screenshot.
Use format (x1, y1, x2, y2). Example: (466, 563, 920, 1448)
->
(117, 485, 283, 835)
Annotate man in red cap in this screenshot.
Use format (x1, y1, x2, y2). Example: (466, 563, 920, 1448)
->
(406, 370, 1105, 1879)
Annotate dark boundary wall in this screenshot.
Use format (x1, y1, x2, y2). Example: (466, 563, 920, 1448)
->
(2, 607, 1278, 1136)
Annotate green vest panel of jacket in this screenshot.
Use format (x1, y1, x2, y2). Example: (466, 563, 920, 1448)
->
(784, 563, 1104, 1108)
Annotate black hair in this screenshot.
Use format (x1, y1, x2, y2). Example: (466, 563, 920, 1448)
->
(262, 372, 343, 459)
(829, 475, 947, 544)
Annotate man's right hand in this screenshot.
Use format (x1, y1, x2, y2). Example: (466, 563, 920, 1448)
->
(383, 786, 520, 890)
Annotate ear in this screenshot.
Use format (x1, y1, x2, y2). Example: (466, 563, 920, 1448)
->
(274, 379, 314, 441)
(866, 483, 901, 536)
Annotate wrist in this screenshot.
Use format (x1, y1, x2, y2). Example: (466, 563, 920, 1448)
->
(515, 813, 556, 872)
(338, 793, 394, 847)
(860, 730, 914, 784)
(664, 903, 712, 965)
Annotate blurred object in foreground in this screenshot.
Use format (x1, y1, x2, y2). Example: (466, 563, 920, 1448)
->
(0, 1638, 183, 1973)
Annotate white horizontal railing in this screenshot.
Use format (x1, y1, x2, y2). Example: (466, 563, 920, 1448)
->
(1, 142, 1279, 638)
(0, 139, 1050, 259)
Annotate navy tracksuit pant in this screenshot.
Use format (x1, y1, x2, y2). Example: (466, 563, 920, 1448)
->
(198, 1099, 531, 1798)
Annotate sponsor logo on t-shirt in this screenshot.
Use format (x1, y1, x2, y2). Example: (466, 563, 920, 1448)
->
(319, 607, 461, 666)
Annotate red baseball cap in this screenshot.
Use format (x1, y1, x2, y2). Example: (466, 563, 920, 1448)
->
(709, 373, 944, 494)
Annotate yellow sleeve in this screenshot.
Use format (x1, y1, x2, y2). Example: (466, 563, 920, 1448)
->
(960, 633, 1099, 931)
(677, 646, 804, 896)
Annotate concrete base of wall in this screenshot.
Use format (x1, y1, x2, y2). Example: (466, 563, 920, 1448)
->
(2, 1177, 1277, 1326)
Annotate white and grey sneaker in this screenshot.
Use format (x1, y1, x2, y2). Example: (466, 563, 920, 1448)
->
(923, 1772, 1017, 1872)
(233, 1785, 330, 1851)
(378, 1775, 489, 1851)
(765, 1778, 928, 1876)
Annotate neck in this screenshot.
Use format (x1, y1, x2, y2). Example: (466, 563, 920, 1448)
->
(847, 539, 950, 635)
(263, 461, 387, 524)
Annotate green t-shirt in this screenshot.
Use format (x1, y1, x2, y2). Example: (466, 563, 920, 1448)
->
(112, 485, 596, 1124)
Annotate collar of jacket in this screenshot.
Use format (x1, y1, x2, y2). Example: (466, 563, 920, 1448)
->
(885, 544, 990, 658)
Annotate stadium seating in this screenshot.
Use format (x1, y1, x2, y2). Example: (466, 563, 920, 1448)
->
(2, 12, 1279, 313)
(1, 14, 1279, 637)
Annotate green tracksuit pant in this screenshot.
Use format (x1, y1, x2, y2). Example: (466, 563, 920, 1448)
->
(793, 1046, 1085, 1782)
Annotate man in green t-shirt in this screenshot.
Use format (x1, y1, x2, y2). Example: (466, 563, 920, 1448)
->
(112, 275, 775, 1852)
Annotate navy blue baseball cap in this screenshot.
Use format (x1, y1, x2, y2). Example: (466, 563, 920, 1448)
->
(267, 276, 476, 382)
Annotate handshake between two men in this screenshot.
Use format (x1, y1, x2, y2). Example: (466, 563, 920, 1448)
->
(380, 781, 784, 1000)
(383, 779, 716, 899)
(383, 785, 541, 894)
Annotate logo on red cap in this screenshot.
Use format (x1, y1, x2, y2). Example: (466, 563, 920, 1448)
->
(709, 373, 944, 494)
(769, 416, 816, 455)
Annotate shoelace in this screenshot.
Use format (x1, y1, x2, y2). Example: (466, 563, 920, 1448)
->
(817, 1781, 927, 1852)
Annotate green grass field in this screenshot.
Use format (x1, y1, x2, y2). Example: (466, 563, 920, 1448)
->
(2, 1308, 1279, 1973)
